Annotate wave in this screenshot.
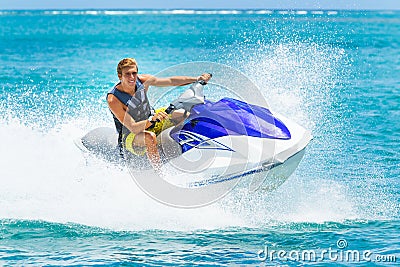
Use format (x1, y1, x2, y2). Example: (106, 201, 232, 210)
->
(1, 218, 398, 266)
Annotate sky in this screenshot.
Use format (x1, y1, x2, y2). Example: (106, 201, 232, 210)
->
(0, 0, 399, 10)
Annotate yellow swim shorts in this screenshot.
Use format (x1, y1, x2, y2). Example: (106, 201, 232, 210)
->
(123, 107, 175, 156)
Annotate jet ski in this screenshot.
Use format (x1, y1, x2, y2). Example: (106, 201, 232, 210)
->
(75, 79, 312, 192)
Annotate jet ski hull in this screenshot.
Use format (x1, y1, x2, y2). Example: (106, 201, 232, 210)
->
(75, 121, 311, 192)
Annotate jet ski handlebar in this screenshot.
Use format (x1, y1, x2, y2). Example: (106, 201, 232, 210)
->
(150, 73, 211, 125)
(164, 73, 212, 115)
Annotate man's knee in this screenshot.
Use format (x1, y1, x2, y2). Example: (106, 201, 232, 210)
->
(144, 131, 157, 145)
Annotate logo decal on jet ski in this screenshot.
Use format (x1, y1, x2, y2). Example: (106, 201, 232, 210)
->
(177, 130, 234, 151)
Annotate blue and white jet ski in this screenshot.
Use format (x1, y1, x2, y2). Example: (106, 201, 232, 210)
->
(75, 80, 312, 191)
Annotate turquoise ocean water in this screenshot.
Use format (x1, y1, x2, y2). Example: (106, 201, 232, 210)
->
(0, 9, 399, 266)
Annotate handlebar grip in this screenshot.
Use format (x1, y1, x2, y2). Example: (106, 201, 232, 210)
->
(164, 104, 175, 114)
(148, 118, 160, 129)
(198, 73, 212, 85)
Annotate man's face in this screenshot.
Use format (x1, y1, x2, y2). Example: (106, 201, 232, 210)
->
(120, 66, 138, 89)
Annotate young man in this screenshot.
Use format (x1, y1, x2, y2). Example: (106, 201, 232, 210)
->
(107, 58, 211, 168)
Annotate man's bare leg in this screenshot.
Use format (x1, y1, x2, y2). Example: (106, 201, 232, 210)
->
(132, 131, 161, 170)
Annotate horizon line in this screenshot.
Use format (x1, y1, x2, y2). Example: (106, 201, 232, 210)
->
(1, 8, 399, 12)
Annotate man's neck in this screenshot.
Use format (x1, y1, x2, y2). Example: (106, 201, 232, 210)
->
(117, 83, 135, 95)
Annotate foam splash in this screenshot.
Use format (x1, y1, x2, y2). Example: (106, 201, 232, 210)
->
(0, 119, 248, 231)
(220, 177, 359, 226)
(238, 42, 348, 130)
(0, 112, 394, 231)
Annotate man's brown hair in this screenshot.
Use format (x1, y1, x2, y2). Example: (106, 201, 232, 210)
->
(117, 58, 138, 75)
